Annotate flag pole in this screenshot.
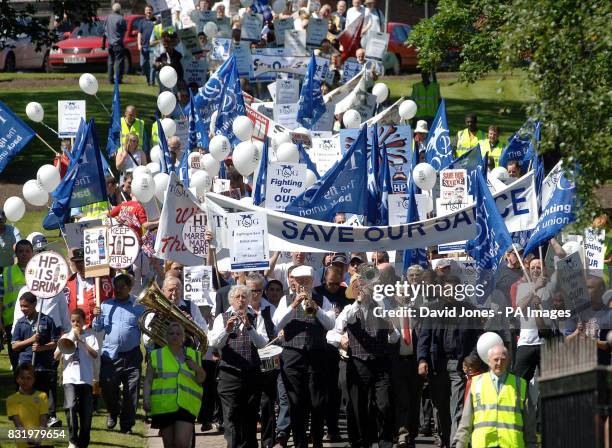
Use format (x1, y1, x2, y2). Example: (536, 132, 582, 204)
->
(36, 134, 59, 156)
(512, 243, 532, 284)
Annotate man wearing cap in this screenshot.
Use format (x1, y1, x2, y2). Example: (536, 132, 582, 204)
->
(267, 252, 321, 291)
(411, 71, 441, 124)
(0, 210, 21, 270)
(272, 265, 336, 448)
(92, 274, 144, 433)
(414, 120, 429, 154)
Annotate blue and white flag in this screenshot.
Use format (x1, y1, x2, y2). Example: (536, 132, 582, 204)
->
(465, 170, 513, 302)
(424, 99, 453, 170)
(214, 56, 246, 146)
(156, 119, 174, 174)
(0, 100, 35, 173)
(296, 53, 326, 129)
(378, 142, 392, 226)
(524, 168, 576, 255)
(499, 120, 540, 171)
(285, 124, 368, 221)
(366, 123, 381, 225)
(402, 177, 428, 271)
(253, 137, 270, 205)
(106, 78, 122, 156)
(178, 144, 190, 188)
(297, 143, 320, 179)
(188, 90, 207, 151)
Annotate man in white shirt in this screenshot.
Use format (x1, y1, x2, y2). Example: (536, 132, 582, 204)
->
(266, 251, 321, 291)
(345, 0, 365, 27)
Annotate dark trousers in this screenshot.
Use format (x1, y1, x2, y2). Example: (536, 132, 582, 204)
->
(100, 348, 142, 431)
(347, 356, 394, 448)
(217, 367, 262, 448)
(34, 368, 58, 417)
(429, 359, 465, 448)
(108, 43, 125, 83)
(200, 360, 220, 425)
(260, 370, 278, 448)
(339, 358, 359, 446)
(280, 347, 327, 448)
(514, 344, 540, 382)
(275, 372, 290, 440)
(5, 325, 19, 372)
(420, 382, 435, 431)
(324, 345, 341, 435)
(64, 383, 93, 447)
(391, 354, 422, 443)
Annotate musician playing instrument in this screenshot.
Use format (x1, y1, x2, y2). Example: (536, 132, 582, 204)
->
(209, 285, 268, 448)
(272, 265, 336, 448)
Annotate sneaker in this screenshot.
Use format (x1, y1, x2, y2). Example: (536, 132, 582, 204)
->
(213, 422, 224, 433)
(47, 416, 62, 428)
(107, 415, 118, 430)
(200, 422, 212, 432)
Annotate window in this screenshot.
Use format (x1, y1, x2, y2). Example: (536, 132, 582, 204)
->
(73, 22, 105, 38)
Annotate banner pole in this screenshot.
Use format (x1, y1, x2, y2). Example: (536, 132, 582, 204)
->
(36, 134, 59, 155)
(513, 243, 532, 284)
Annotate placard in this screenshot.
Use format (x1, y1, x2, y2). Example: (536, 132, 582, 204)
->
(556, 251, 590, 315)
(388, 193, 431, 226)
(214, 178, 231, 193)
(241, 13, 264, 42)
(107, 225, 141, 269)
(160, 9, 173, 29)
(311, 103, 335, 132)
(150, 0, 169, 13)
(190, 9, 216, 32)
(64, 220, 103, 250)
(211, 38, 232, 61)
(228, 211, 270, 271)
(183, 57, 208, 86)
(273, 103, 299, 129)
(310, 137, 342, 175)
(440, 169, 468, 203)
(250, 48, 286, 82)
(83, 226, 110, 277)
(181, 212, 209, 258)
(184, 265, 214, 306)
(25, 251, 70, 299)
(306, 18, 329, 47)
(177, 27, 203, 57)
(436, 195, 469, 254)
(284, 30, 307, 56)
(584, 227, 606, 274)
(233, 41, 253, 77)
(364, 31, 389, 62)
(58, 100, 86, 138)
(265, 162, 307, 211)
(275, 78, 300, 104)
(341, 58, 362, 84)
(273, 18, 294, 46)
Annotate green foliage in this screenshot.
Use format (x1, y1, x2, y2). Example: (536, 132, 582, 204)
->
(409, 0, 612, 224)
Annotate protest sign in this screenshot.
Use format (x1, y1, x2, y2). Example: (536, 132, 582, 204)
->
(228, 211, 270, 271)
(184, 265, 214, 306)
(190, 9, 215, 32)
(275, 78, 300, 104)
(183, 57, 208, 86)
(107, 225, 140, 269)
(311, 103, 335, 132)
(161, 9, 173, 29)
(58, 100, 86, 138)
(306, 18, 329, 47)
(250, 48, 286, 82)
(273, 103, 300, 129)
(211, 38, 232, 61)
(541, 161, 563, 209)
(246, 104, 289, 141)
(150, 0, 168, 13)
(233, 42, 253, 77)
(273, 18, 294, 46)
(177, 27, 203, 58)
(310, 137, 342, 174)
(241, 13, 264, 42)
(266, 162, 308, 211)
(84, 227, 110, 277)
(341, 58, 362, 84)
(25, 251, 70, 299)
(64, 219, 103, 249)
(252, 54, 328, 80)
(284, 30, 308, 56)
(440, 169, 468, 203)
(182, 212, 209, 258)
(213, 178, 231, 193)
(387, 193, 430, 226)
(584, 227, 606, 274)
(556, 251, 590, 315)
(365, 32, 389, 62)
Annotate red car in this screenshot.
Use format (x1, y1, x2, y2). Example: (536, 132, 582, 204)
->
(385, 22, 418, 75)
(48, 15, 144, 73)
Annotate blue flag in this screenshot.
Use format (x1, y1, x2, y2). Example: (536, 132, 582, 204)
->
(187, 90, 207, 151)
(0, 100, 35, 173)
(366, 123, 381, 225)
(214, 56, 246, 146)
(402, 178, 429, 271)
(499, 120, 540, 172)
(296, 53, 326, 129)
(465, 170, 513, 301)
(156, 119, 174, 174)
(524, 169, 576, 256)
(106, 78, 121, 156)
(378, 142, 392, 226)
(297, 143, 320, 179)
(286, 125, 368, 221)
(178, 146, 190, 188)
(253, 137, 270, 206)
(424, 99, 453, 170)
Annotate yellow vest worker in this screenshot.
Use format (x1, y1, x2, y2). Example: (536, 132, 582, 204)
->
(411, 78, 441, 119)
(456, 128, 484, 158)
(479, 138, 504, 168)
(149, 345, 203, 418)
(121, 117, 145, 151)
(2, 265, 26, 327)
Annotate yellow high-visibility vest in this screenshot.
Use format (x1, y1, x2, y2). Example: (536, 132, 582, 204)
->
(470, 373, 527, 448)
(411, 81, 440, 118)
(150, 346, 203, 417)
(479, 139, 504, 167)
(2, 265, 26, 326)
(121, 117, 145, 151)
(456, 128, 484, 157)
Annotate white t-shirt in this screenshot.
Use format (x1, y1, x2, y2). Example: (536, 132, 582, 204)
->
(58, 330, 99, 386)
(346, 6, 364, 26)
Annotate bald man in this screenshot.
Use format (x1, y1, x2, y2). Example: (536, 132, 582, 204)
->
(167, 135, 182, 167)
(120, 105, 145, 152)
(454, 345, 536, 448)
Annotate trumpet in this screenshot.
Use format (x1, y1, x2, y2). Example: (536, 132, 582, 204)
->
(299, 286, 317, 316)
(228, 311, 246, 339)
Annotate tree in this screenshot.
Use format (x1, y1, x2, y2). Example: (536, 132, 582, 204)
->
(409, 0, 611, 224)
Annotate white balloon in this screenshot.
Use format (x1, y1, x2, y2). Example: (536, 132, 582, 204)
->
(146, 162, 161, 175)
(232, 116, 254, 142)
(188, 152, 202, 169)
(36, 164, 61, 192)
(203, 21, 218, 39)
(201, 153, 221, 177)
(276, 142, 299, 163)
(233, 141, 259, 176)
(150, 145, 162, 164)
(3, 196, 25, 222)
(23, 180, 49, 206)
(133, 165, 152, 178)
(160, 118, 176, 138)
(159, 66, 178, 89)
(191, 170, 212, 194)
(79, 73, 99, 95)
(271, 0, 285, 14)
(372, 83, 389, 104)
(412, 163, 437, 191)
(399, 100, 418, 120)
(343, 109, 361, 128)
(157, 91, 177, 116)
(154, 172, 171, 202)
(25, 102, 44, 123)
(305, 170, 317, 188)
(209, 135, 232, 161)
(491, 166, 509, 180)
(131, 174, 155, 203)
(477, 332, 504, 363)
(272, 132, 292, 153)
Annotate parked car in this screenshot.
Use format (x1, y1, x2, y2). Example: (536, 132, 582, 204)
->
(0, 34, 49, 72)
(384, 22, 418, 75)
(48, 15, 144, 73)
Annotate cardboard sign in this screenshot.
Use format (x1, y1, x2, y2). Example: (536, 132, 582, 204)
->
(107, 225, 141, 269)
(241, 13, 264, 42)
(181, 212, 209, 258)
(284, 30, 307, 56)
(64, 220, 103, 250)
(58, 100, 86, 138)
(150, 0, 169, 13)
(341, 58, 362, 84)
(25, 251, 70, 299)
(233, 41, 253, 77)
(310, 137, 342, 175)
(365, 31, 389, 62)
(273, 18, 294, 46)
(440, 169, 468, 204)
(584, 227, 606, 274)
(250, 47, 286, 82)
(161, 9, 173, 29)
(265, 162, 307, 211)
(183, 265, 214, 306)
(556, 251, 590, 314)
(273, 103, 299, 129)
(228, 211, 270, 271)
(183, 57, 208, 86)
(388, 193, 431, 226)
(275, 78, 300, 104)
(211, 38, 232, 61)
(177, 27, 203, 58)
(311, 103, 335, 132)
(306, 18, 329, 47)
(83, 227, 110, 277)
(213, 178, 231, 193)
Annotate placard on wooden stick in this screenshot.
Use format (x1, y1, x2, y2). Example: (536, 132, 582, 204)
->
(83, 226, 111, 278)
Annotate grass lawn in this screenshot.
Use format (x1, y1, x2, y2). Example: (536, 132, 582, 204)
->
(0, 351, 147, 448)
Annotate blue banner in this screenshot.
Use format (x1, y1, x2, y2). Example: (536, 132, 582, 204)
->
(296, 53, 326, 129)
(402, 178, 428, 271)
(0, 100, 35, 173)
(378, 142, 392, 226)
(499, 120, 540, 171)
(366, 123, 381, 225)
(214, 56, 247, 146)
(253, 137, 269, 205)
(424, 98, 453, 170)
(106, 79, 121, 156)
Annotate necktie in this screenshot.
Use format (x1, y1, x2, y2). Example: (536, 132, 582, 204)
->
(402, 314, 412, 346)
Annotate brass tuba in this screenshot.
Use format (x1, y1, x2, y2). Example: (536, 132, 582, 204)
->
(137, 280, 209, 353)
